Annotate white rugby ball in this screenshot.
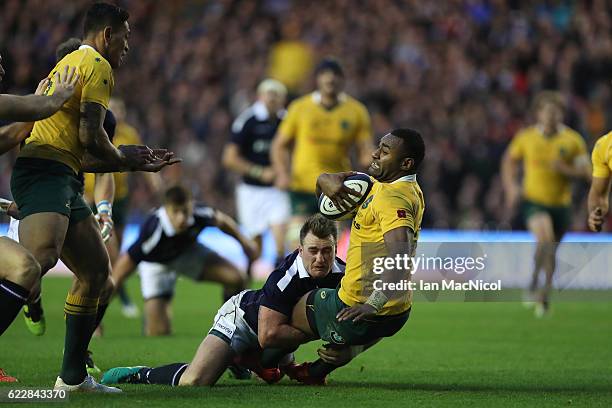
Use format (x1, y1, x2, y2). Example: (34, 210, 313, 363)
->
(318, 172, 373, 220)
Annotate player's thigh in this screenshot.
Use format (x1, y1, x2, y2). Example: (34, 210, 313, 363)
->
(61, 214, 110, 289)
(194, 248, 243, 287)
(179, 334, 233, 386)
(0, 237, 40, 288)
(18, 212, 69, 272)
(526, 212, 555, 242)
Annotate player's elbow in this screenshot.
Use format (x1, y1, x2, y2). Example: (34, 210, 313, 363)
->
(258, 326, 281, 348)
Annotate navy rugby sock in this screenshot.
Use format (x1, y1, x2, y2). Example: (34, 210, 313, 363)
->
(0, 279, 29, 336)
(140, 363, 189, 386)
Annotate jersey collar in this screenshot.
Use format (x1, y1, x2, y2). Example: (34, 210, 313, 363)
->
(296, 255, 311, 278)
(252, 101, 270, 121)
(157, 206, 195, 237)
(312, 91, 347, 106)
(391, 174, 417, 184)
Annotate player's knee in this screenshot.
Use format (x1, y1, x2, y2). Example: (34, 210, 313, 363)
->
(223, 267, 246, 289)
(36, 249, 60, 273)
(258, 327, 279, 349)
(8, 252, 41, 290)
(99, 277, 115, 304)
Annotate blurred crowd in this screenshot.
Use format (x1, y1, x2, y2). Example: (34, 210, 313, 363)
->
(1, 0, 611, 230)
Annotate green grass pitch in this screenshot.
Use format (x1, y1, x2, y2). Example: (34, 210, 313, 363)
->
(1, 277, 611, 407)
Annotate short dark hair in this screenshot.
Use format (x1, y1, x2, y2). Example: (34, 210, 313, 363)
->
(391, 128, 425, 173)
(55, 38, 82, 62)
(164, 185, 192, 206)
(315, 57, 344, 77)
(83, 2, 129, 37)
(299, 214, 338, 245)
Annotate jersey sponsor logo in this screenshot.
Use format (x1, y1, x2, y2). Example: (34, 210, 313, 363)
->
(361, 195, 373, 209)
(95, 57, 101, 62)
(320, 290, 327, 299)
(397, 209, 407, 218)
(340, 119, 350, 130)
(330, 330, 345, 345)
(353, 220, 361, 230)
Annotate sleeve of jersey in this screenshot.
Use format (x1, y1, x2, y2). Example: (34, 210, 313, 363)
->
(127, 216, 159, 263)
(356, 105, 372, 142)
(230, 116, 248, 145)
(80, 59, 113, 109)
(507, 133, 525, 160)
(259, 272, 295, 317)
(277, 102, 298, 141)
(374, 190, 418, 235)
(591, 139, 610, 178)
(194, 206, 218, 228)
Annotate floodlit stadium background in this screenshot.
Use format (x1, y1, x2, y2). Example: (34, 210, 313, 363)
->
(2, 0, 611, 229)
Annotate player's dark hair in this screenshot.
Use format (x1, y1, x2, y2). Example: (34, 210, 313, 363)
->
(164, 185, 192, 206)
(315, 57, 344, 77)
(55, 38, 82, 62)
(299, 214, 338, 245)
(391, 128, 425, 173)
(83, 2, 129, 37)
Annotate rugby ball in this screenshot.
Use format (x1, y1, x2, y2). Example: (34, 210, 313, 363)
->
(318, 172, 373, 220)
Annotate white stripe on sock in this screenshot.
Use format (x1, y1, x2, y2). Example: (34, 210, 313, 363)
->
(0, 283, 27, 302)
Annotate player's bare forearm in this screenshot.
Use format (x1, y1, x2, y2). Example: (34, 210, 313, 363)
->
(380, 227, 414, 299)
(258, 307, 312, 349)
(94, 173, 115, 205)
(0, 93, 67, 122)
(501, 151, 520, 194)
(79, 102, 125, 167)
(222, 143, 257, 176)
(111, 253, 137, 290)
(588, 177, 611, 215)
(270, 135, 292, 188)
(0, 122, 32, 155)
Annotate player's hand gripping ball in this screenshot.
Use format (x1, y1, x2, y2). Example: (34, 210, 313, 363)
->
(318, 172, 373, 220)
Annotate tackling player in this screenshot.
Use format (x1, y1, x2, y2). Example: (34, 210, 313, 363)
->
(100, 214, 347, 387)
(10, 3, 176, 392)
(587, 130, 612, 232)
(502, 91, 590, 316)
(110, 185, 257, 336)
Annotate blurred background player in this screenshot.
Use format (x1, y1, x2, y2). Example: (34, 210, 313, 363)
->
(222, 79, 289, 270)
(83, 96, 162, 319)
(502, 91, 591, 317)
(271, 57, 373, 250)
(587, 130, 612, 232)
(111, 185, 257, 336)
(0, 51, 78, 383)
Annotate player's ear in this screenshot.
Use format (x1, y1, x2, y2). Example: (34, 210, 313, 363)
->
(103, 26, 113, 46)
(401, 157, 414, 172)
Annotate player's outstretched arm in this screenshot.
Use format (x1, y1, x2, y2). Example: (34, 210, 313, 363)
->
(214, 210, 258, 261)
(0, 66, 78, 122)
(588, 176, 611, 232)
(0, 122, 34, 155)
(79, 101, 129, 168)
(111, 252, 138, 291)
